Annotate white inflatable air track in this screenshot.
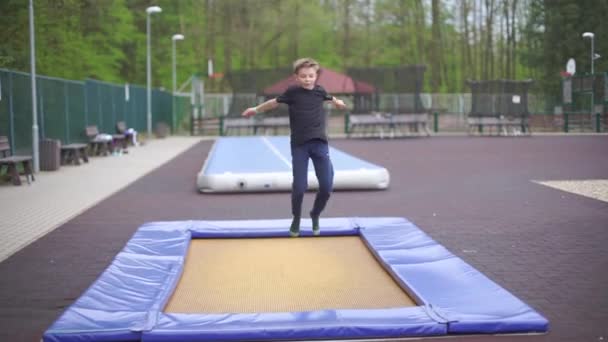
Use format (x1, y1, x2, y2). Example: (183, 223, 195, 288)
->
(197, 136, 390, 192)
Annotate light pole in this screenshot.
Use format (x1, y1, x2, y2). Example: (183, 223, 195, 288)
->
(146, 6, 162, 137)
(29, 0, 39, 172)
(582, 32, 595, 74)
(172, 34, 185, 133)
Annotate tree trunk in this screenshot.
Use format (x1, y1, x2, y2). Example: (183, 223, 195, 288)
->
(222, 1, 233, 73)
(292, 1, 299, 61)
(414, 0, 425, 64)
(483, 0, 495, 80)
(205, 0, 215, 75)
(510, 0, 518, 79)
(365, 0, 373, 67)
(342, 0, 352, 68)
(503, 1, 509, 79)
(431, 0, 442, 91)
(461, 0, 473, 84)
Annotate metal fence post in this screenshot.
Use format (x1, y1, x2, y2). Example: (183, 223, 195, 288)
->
(344, 113, 350, 135)
(219, 116, 224, 136)
(64, 82, 69, 143)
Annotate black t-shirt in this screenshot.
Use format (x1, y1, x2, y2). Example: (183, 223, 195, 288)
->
(276, 85, 333, 146)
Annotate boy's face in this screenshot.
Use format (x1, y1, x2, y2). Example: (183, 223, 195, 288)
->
(295, 67, 318, 90)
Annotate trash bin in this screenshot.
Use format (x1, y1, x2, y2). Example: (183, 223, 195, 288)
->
(155, 122, 170, 138)
(39, 138, 61, 171)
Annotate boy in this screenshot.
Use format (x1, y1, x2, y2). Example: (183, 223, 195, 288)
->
(242, 58, 347, 237)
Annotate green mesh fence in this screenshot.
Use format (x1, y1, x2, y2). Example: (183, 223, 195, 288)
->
(561, 73, 607, 132)
(0, 69, 33, 154)
(562, 73, 606, 114)
(37, 75, 85, 143)
(0, 68, 175, 154)
(153, 88, 173, 128)
(174, 95, 191, 133)
(127, 84, 147, 130)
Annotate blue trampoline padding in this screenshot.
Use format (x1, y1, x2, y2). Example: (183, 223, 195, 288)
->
(43, 217, 548, 342)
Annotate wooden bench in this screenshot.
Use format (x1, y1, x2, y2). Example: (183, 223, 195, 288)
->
(85, 125, 126, 156)
(221, 116, 290, 136)
(346, 112, 431, 138)
(116, 121, 135, 146)
(0, 136, 35, 186)
(60, 143, 89, 165)
(467, 114, 531, 136)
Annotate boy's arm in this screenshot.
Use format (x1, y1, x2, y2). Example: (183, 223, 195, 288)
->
(328, 96, 347, 110)
(242, 99, 279, 117)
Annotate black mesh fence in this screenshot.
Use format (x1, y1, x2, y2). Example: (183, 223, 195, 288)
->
(467, 79, 534, 118)
(346, 66, 426, 114)
(562, 73, 606, 114)
(225, 68, 292, 117)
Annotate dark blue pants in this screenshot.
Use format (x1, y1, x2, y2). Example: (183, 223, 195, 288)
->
(291, 139, 334, 218)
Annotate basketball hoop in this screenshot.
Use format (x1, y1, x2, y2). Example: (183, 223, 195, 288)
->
(560, 71, 572, 78)
(566, 58, 576, 76)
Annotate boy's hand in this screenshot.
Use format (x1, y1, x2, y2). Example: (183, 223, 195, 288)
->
(333, 99, 347, 110)
(242, 107, 257, 117)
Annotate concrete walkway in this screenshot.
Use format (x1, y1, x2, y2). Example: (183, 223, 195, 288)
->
(0, 136, 203, 262)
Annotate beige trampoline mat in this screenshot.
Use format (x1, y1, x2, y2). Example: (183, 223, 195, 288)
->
(164, 236, 416, 313)
(535, 179, 608, 203)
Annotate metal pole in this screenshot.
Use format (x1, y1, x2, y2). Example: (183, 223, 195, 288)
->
(172, 39, 176, 133)
(172, 39, 177, 94)
(146, 13, 152, 137)
(591, 36, 595, 75)
(29, 0, 39, 172)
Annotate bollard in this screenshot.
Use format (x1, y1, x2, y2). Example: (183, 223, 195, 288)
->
(344, 113, 350, 135)
(433, 111, 438, 133)
(564, 113, 569, 133)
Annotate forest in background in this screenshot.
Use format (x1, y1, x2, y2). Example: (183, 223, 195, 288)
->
(1, 0, 607, 98)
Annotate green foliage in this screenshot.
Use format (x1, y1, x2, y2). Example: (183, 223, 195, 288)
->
(1, 0, 607, 99)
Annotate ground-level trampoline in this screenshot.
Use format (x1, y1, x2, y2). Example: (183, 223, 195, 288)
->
(43, 217, 548, 342)
(197, 136, 390, 192)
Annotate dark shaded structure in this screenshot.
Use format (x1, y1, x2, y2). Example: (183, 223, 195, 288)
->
(347, 65, 426, 114)
(561, 73, 607, 132)
(344, 66, 430, 137)
(225, 68, 292, 117)
(467, 79, 534, 135)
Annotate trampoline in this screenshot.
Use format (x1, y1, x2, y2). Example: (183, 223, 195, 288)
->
(43, 217, 548, 342)
(197, 136, 390, 192)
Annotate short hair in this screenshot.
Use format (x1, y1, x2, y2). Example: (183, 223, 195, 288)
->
(293, 58, 320, 75)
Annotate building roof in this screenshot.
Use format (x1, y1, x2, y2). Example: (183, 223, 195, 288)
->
(263, 68, 376, 95)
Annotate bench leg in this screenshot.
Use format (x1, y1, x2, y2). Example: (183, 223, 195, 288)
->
(23, 160, 34, 184)
(7, 164, 22, 186)
(72, 150, 81, 165)
(60, 150, 68, 165)
(80, 148, 89, 163)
